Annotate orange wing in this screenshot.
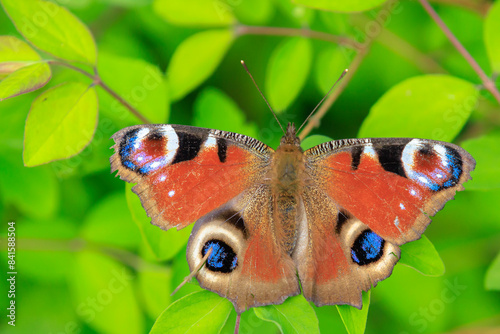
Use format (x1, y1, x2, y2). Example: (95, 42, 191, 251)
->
(110, 124, 272, 230)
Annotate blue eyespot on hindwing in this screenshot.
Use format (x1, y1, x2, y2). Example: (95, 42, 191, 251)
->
(351, 230, 385, 265)
(202, 240, 238, 273)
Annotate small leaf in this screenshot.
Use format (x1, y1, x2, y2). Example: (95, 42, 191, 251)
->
(254, 295, 320, 334)
(233, 0, 274, 25)
(139, 267, 172, 319)
(0, 35, 42, 77)
(97, 52, 169, 126)
(125, 183, 191, 261)
(153, 0, 235, 27)
(1, 0, 97, 65)
(293, 0, 388, 13)
(484, 0, 500, 72)
(485, 252, 500, 290)
(461, 133, 500, 190)
(167, 29, 233, 101)
(81, 192, 141, 250)
(266, 37, 312, 112)
(69, 250, 144, 334)
(336, 291, 370, 334)
(301, 135, 333, 150)
(399, 235, 445, 276)
(23, 81, 98, 166)
(193, 87, 259, 138)
(150, 291, 232, 334)
(359, 75, 478, 142)
(0, 62, 51, 100)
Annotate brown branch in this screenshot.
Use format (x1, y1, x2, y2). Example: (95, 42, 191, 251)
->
(429, 0, 491, 16)
(298, 47, 368, 140)
(47, 60, 152, 124)
(235, 25, 361, 50)
(419, 0, 500, 104)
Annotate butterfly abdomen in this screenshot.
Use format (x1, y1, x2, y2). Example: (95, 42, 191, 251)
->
(271, 142, 307, 254)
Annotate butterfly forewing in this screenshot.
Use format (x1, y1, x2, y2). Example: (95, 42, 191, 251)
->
(110, 124, 272, 230)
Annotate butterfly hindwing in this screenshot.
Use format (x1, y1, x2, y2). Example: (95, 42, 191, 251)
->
(186, 184, 300, 313)
(111, 124, 272, 230)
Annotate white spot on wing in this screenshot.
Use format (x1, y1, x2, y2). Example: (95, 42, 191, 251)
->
(363, 143, 377, 158)
(410, 188, 417, 196)
(159, 175, 166, 182)
(204, 135, 217, 148)
(134, 128, 150, 149)
(168, 190, 175, 197)
(158, 125, 179, 165)
(400, 203, 405, 210)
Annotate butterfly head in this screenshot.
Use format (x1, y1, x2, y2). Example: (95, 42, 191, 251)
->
(281, 123, 301, 147)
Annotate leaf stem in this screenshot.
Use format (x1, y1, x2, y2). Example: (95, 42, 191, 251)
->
(47, 60, 152, 124)
(234, 25, 361, 50)
(419, 0, 500, 104)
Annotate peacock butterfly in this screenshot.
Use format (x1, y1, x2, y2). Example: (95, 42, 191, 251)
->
(110, 120, 475, 313)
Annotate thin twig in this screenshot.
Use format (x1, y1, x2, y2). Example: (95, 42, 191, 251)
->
(429, 0, 491, 16)
(234, 313, 241, 334)
(419, 0, 500, 104)
(235, 25, 361, 50)
(47, 60, 152, 124)
(298, 48, 368, 140)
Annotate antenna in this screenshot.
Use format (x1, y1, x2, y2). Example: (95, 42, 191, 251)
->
(297, 69, 348, 134)
(240, 60, 285, 135)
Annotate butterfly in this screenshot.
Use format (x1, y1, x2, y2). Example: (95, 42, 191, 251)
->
(110, 122, 475, 314)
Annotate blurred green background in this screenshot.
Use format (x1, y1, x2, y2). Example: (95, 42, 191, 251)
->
(0, 0, 499, 333)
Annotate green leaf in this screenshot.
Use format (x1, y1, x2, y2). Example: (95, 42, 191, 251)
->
(484, 0, 500, 72)
(485, 252, 500, 290)
(81, 192, 141, 250)
(139, 267, 172, 319)
(399, 235, 445, 276)
(101, 0, 152, 7)
(336, 291, 370, 334)
(97, 52, 170, 126)
(0, 35, 42, 77)
(167, 29, 233, 101)
(233, 0, 274, 25)
(266, 37, 312, 112)
(254, 295, 320, 334)
(0, 62, 51, 100)
(153, 0, 235, 27)
(293, 0, 388, 13)
(1, 0, 97, 65)
(15, 218, 77, 283)
(0, 151, 59, 218)
(359, 75, 478, 142)
(70, 250, 144, 334)
(461, 133, 500, 190)
(194, 87, 259, 138)
(150, 291, 232, 334)
(315, 45, 351, 95)
(125, 183, 191, 261)
(301, 135, 333, 150)
(23, 81, 98, 166)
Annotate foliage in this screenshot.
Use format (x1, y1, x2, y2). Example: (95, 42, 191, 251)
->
(0, 0, 499, 333)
